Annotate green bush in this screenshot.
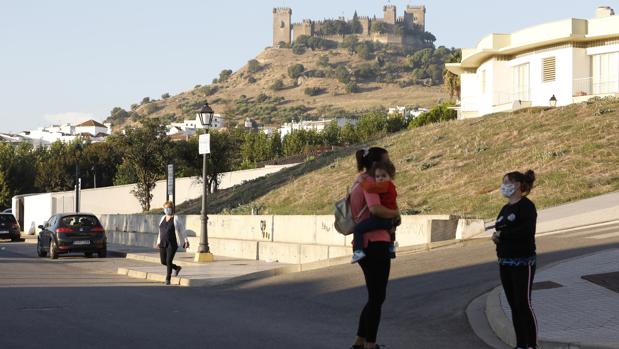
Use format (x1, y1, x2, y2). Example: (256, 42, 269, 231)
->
(287, 64, 305, 79)
(199, 85, 219, 96)
(247, 76, 257, 84)
(141, 97, 150, 104)
(247, 59, 261, 73)
(345, 82, 360, 93)
(161, 93, 170, 99)
(335, 66, 351, 84)
(292, 45, 306, 55)
(409, 103, 457, 128)
(219, 69, 233, 82)
(318, 55, 330, 67)
(270, 79, 285, 91)
(304, 87, 323, 96)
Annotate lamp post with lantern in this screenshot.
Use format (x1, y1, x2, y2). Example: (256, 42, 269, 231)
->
(549, 94, 557, 107)
(194, 103, 215, 262)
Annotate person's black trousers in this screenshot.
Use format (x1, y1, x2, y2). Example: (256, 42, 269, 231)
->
(500, 264, 538, 348)
(160, 244, 179, 281)
(357, 242, 391, 343)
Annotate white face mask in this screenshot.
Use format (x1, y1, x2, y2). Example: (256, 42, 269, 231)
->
(500, 183, 516, 198)
(164, 208, 173, 215)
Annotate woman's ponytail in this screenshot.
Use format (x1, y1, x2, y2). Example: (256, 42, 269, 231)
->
(505, 169, 536, 196)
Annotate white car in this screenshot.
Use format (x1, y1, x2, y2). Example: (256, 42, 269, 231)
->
(1, 209, 11, 214)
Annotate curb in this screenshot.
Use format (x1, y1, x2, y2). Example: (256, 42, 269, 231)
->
(115, 239, 466, 287)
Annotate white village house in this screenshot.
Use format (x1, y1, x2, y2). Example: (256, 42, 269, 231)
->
(447, 6, 619, 118)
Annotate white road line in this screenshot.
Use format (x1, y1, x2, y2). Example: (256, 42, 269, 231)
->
(560, 226, 619, 238)
(587, 231, 619, 240)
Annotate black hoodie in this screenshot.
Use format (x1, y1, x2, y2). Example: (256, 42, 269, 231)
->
(495, 196, 537, 259)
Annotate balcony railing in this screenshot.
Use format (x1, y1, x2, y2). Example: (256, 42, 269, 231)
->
(493, 89, 530, 106)
(573, 77, 619, 97)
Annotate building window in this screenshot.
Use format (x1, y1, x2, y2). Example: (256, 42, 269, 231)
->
(592, 52, 619, 94)
(542, 57, 556, 82)
(512, 63, 530, 101)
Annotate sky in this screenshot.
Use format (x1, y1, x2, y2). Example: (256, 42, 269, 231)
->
(0, 0, 602, 132)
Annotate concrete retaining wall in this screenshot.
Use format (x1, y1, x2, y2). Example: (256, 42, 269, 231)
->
(101, 214, 485, 264)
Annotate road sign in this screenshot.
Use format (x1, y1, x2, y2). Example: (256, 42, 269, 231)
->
(167, 164, 175, 196)
(199, 134, 211, 155)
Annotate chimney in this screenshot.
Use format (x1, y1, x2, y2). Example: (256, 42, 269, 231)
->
(596, 6, 615, 18)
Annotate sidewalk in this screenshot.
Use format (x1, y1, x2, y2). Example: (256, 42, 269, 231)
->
(486, 249, 619, 349)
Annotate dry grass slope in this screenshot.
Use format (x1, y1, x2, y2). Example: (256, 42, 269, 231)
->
(118, 48, 446, 129)
(216, 98, 619, 219)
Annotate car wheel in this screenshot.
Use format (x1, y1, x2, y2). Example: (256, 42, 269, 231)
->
(36, 240, 47, 257)
(98, 249, 107, 258)
(11, 236, 20, 242)
(49, 240, 58, 260)
(84, 252, 93, 258)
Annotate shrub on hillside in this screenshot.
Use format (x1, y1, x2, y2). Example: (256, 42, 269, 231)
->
(304, 87, 324, 96)
(292, 45, 306, 55)
(345, 82, 360, 93)
(161, 93, 170, 99)
(247, 76, 257, 84)
(199, 85, 219, 96)
(409, 103, 457, 128)
(247, 59, 262, 73)
(318, 55, 330, 67)
(141, 97, 150, 104)
(335, 66, 351, 84)
(270, 79, 285, 91)
(287, 64, 305, 79)
(219, 69, 233, 82)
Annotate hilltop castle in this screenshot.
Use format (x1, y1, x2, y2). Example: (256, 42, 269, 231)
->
(273, 5, 426, 48)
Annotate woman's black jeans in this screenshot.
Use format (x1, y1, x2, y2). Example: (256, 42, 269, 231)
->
(357, 241, 391, 343)
(160, 244, 179, 281)
(500, 264, 538, 348)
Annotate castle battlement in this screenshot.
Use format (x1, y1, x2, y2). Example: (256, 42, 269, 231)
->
(273, 4, 426, 47)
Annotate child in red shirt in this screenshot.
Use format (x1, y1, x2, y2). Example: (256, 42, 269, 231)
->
(352, 160, 399, 263)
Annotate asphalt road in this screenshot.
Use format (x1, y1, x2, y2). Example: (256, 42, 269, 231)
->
(0, 224, 618, 349)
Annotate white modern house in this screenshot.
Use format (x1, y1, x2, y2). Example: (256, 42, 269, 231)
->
(75, 120, 112, 136)
(175, 114, 226, 130)
(447, 6, 619, 118)
(278, 117, 358, 138)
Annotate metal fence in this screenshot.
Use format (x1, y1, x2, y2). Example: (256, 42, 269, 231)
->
(573, 77, 619, 97)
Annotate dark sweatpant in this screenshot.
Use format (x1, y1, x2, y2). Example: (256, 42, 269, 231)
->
(352, 216, 394, 251)
(500, 264, 538, 348)
(160, 244, 179, 281)
(357, 242, 391, 343)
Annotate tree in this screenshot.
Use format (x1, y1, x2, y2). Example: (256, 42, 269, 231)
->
(356, 111, 389, 141)
(371, 22, 390, 34)
(321, 121, 340, 145)
(345, 82, 360, 93)
(340, 123, 359, 144)
(219, 69, 233, 82)
(304, 87, 323, 96)
(81, 141, 123, 189)
(288, 64, 305, 79)
(409, 103, 457, 128)
(351, 11, 363, 34)
(247, 59, 261, 73)
(335, 66, 351, 84)
(114, 119, 170, 211)
(206, 130, 237, 191)
(161, 93, 170, 99)
(292, 45, 306, 55)
(141, 97, 150, 104)
(0, 170, 11, 209)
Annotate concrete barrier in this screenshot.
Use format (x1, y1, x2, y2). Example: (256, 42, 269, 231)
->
(101, 214, 484, 264)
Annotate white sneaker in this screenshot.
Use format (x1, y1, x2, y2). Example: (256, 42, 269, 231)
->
(351, 250, 366, 264)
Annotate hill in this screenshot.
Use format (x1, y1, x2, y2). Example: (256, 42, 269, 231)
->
(105, 45, 450, 129)
(177, 97, 619, 219)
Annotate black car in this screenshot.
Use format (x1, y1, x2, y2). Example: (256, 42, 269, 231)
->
(37, 213, 107, 259)
(0, 213, 21, 241)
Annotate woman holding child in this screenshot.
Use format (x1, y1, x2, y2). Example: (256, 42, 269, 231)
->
(349, 147, 400, 349)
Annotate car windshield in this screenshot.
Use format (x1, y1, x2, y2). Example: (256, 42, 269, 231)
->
(59, 215, 99, 228)
(0, 214, 17, 224)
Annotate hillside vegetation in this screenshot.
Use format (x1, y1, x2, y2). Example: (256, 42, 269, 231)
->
(105, 45, 452, 129)
(178, 98, 619, 219)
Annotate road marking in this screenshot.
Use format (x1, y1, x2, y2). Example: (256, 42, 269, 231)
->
(560, 226, 619, 238)
(587, 231, 619, 240)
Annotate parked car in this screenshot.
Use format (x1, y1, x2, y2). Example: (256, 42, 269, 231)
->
(36, 213, 107, 259)
(1, 208, 12, 214)
(0, 213, 21, 241)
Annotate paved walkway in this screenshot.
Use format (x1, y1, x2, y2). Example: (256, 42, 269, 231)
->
(489, 248, 619, 348)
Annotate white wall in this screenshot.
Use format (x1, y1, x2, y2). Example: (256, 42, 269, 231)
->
(15, 164, 298, 234)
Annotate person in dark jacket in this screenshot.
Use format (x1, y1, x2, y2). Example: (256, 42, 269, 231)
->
(492, 170, 538, 349)
(157, 201, 189, 285)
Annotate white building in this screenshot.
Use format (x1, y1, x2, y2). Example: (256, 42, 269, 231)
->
(447, 6, 619, 118)
(278, 117, 358, 138)
(179, 114, 226, 130)
(75, 120, 111, 136)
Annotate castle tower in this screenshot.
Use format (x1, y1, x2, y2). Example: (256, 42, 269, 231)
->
(359, 16, 371, 36)
(405, 5, 426, 31)
(383, 4, 397, 25)
(273, 8, 292, 47)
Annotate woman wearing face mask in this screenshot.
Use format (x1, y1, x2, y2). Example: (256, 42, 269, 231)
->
(492, 170, 538, 349)
(157, 201, 190, 285)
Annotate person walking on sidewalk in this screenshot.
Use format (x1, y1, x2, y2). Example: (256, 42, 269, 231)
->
(157, 201, 189, 285)
(492, 170, 538, 349)
(349, 147, 400, 349)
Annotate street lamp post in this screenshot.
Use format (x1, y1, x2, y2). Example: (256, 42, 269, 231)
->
(74, 142, 83, 213)
(194, 102, 215, 263)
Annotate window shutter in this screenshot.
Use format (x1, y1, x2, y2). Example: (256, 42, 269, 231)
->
(542, 57, 556, 82)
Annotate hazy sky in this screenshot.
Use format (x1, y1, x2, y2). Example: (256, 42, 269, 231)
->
(0, 1, 600, 132)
